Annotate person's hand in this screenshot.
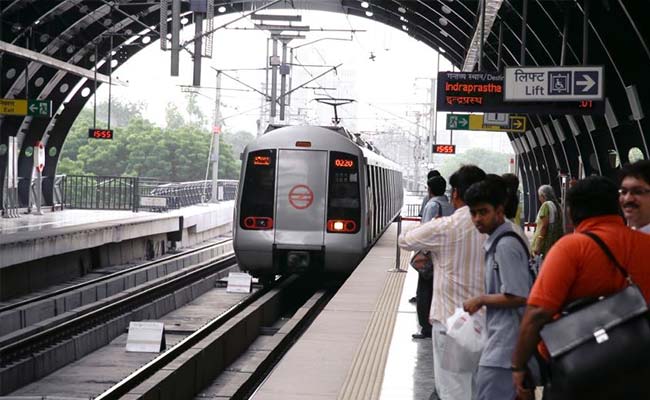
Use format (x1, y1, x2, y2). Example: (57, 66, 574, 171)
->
(463, 296, 483, 315)
(512, 371, 534, 400)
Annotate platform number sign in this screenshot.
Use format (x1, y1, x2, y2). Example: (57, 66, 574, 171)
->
(88, 128, 114, 140)
(432, 144, 456, 154)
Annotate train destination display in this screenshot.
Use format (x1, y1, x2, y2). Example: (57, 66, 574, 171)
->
(437, 71, 604, 115)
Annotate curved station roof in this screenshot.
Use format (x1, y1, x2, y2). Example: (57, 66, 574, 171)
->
(1, 0, 648, 219)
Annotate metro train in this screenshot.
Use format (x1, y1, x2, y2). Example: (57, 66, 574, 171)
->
(233, 124, 403, 280)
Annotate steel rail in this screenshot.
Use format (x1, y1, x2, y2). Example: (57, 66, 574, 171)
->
(0, 253, 238, 366)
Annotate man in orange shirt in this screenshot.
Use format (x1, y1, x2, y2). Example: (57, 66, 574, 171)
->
(510, 176, 650, 400)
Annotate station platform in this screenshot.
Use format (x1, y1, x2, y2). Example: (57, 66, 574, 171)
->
(0, 202, 235, 269)
(253, 222, 436, 400)
(0, 202, 235, 301)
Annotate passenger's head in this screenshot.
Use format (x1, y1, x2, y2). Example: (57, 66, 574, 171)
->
(427, 176, 446, 197)
(618, 160, 650, 229)
(449, 165, 487, 206)
(465, 174, 508, 234)
(567, 176, 619, 226)
(501, 173, 520, 220)
(538, 185, 558, 204)
(427, 170, 441, 181)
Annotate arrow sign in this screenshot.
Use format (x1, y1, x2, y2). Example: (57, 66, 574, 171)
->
(574, 71, 598, 94)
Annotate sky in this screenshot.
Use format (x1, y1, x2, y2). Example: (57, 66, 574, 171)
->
(93, 8, 514, 159)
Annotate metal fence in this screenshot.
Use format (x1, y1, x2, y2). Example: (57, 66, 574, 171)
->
(402, 203, 422, 218)
(61, 175, 239, 212)
(62, 175, 139, 211)
(140, 179, 239, 210)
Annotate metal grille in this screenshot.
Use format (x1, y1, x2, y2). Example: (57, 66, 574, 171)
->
(62, 175, 138, 211)
(203, 0, 214, 58)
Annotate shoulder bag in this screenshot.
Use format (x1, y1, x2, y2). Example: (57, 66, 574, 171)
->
(539, 231, 650, 395)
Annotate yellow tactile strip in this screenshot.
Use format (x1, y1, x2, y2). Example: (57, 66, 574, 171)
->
(338, 252, 410, 400)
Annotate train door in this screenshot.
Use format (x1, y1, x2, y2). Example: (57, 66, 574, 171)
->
(274, 149, 327, 246)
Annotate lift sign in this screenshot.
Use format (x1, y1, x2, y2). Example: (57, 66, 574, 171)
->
(433, 144, 456, 154)
(88, 128, 114, 140)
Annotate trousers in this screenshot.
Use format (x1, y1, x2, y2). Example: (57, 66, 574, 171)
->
(416, 272, 433, 335)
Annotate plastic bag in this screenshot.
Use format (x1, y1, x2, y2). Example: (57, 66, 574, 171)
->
(445, 307, 487, 354)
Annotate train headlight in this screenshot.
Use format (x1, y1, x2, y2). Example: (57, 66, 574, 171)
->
(327, 219, 357, 233)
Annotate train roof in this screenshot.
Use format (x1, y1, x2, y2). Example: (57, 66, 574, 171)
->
(263, 124, 393, 165)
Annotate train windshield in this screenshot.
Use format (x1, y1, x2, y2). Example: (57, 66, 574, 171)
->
(327, 151, 360, 233)
(240, 149, 276, 229)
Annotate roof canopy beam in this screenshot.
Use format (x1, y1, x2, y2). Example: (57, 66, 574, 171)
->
(0, 40, 128, 86)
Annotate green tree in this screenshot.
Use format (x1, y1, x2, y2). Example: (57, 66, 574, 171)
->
(165, 103, 185, 130)
(437, 148, 514, 179)
(216, 136, 240, 180)
(96, 100, 145, 127)
(223, 130, 255, 157)
(185, 92, 207, 128)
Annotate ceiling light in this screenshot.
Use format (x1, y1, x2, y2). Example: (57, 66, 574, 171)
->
(402, 25, 409, 31)
(439, 47, 446, 53)
(440, 29, 449, 37)
(218, 6, 227, 13)
(398, 6, 406, 13)
(400, 16, 408, 22)
(439, 17, 448, 26)
(361, 1, 369, 8)
(442, 5, 452, 14)
(365, 10, 373, 17)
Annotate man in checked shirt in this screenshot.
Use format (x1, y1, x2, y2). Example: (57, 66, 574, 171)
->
(399, 165, 487, 400)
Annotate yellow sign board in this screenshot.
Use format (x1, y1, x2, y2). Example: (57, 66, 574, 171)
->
(0, 99, 28, 116)
(468, 114, 526, 133)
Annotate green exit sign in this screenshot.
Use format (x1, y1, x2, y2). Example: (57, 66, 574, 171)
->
(27, 100, 52, 117)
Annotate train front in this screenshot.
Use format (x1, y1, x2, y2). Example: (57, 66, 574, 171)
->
(233, 127, 365, 280)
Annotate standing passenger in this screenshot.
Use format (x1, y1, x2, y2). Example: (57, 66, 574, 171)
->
(399, 165, 487, 400)
(462, 175, 533, 400)
(619, 160, 650, 233)
(511, 176, 650, 400)
(531, 185, 563, 258)
(412, 176, 453, 339)
(419, 170, 442, 217)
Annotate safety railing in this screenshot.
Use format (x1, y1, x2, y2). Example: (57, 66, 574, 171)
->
(62, 175, 139, 211)
(60, 175, 239, 212)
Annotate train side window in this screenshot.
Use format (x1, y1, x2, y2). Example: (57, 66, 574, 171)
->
(240, 149, 276, 229)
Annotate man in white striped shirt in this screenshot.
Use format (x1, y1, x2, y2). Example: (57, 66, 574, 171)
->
(399, 165, 487, 400)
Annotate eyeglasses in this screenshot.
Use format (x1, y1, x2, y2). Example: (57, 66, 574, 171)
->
(618, 187, 650, 196)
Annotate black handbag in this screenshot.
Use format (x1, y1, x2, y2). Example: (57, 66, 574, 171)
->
(539, 232, 650, 396)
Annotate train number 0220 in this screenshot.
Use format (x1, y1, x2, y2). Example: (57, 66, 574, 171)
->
(334, 159, 354, 168)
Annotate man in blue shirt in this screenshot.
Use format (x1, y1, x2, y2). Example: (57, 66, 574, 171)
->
(462, 175, 533, 400)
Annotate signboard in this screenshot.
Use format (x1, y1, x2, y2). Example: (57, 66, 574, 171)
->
(126, 321, 165, 353)
(484, 113, 509, 126)
(504, 66, 604, 101)
(432, 144, 456, 154)
(436, 71, 604, 115)
(0, 99, 51, 117)
(227, 272, 252, 293)
(88, 128, 114, 140)
(28, 100, 52, 117)
(446, 114, 527, 132)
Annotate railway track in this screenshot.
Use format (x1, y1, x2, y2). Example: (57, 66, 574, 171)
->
(96, 273, 334, 400)
(0, 238, 233, 344)
(0, 247, 239, 395)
